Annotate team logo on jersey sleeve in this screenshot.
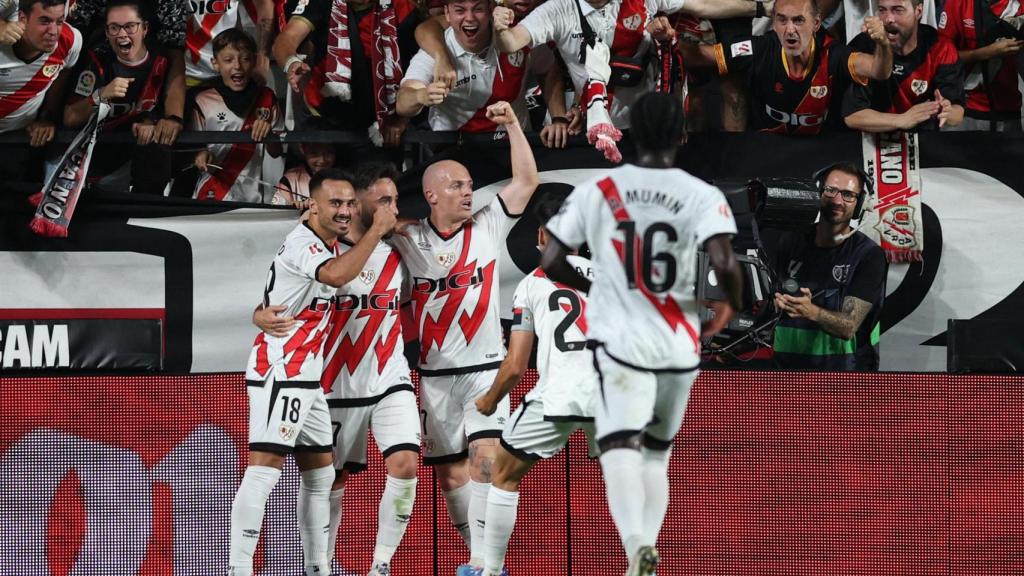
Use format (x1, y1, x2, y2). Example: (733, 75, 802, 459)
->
(74, 71, 97, 97)
(507, 50, 525, 68)
(911, 79, 928, 96)
(42, 64, 61, 78)
(809, 85, 828, 99)
(623, 14, 642, 31)
(437, 252, 456, 267)
(730, 40, 753, 57)
(358, 269, 376, 285)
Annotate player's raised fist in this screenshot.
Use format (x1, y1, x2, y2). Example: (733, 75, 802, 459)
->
(485, 101, 516, 126)
(493, 6, 515, 32)
(370, 203, 398, 236)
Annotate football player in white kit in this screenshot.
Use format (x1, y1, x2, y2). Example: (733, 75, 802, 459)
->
(230, 168, 397, 576)
(473, 192, 598, 576)
(256, 163, 419, 576)
(387, 100, 538, 575)
(541, 92, 743, 576)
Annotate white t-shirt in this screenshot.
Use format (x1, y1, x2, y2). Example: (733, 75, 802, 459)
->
(320, 240, 413, 400)
(185, 0, 259, 81)
(402, 28, 548, 131)
(512, 256, 597, 419)
(544, 164, 736, 370)
(0, 24, 81, 133)
(389, 195, 519, 373)
(519, 0, 685, 128)
(245, 222, 341, 383)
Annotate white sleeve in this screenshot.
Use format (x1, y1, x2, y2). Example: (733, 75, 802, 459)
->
(519, 0, 567, 48)
(286, 235, 336, 281)
(1, 0, 16, 22)
(653, 0, 686, 15)
(65, 27, 82, 68)
(402, 49, 436, 85)
(693, 184, 738, 246)
(509, 277, 535, 332)
(474, 195, 521, 245)
(544, 184, 591, 250)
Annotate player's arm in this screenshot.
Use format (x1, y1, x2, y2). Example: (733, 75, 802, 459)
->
(492, 101, 540, 214)
(679, 0, 760, 20)
(702, 233, 743, 337)
(476, 329, 534, 415)
(540, 236, 591, 293)
(317, 205, 397, 287)
(850, 16, 893, 82)
(492, 5, 532, 53)
(253, 304, 296, 337)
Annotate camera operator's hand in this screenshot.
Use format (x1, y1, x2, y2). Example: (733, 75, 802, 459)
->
(774, 288, 820, 320)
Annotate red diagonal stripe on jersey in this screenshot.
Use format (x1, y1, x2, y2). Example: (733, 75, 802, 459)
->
(374, 313, 402, 374)
(253, 332, 270, 376)
(0, 26, 75, 118)
(460, 48, 530, 132)
(597, 177, 699, 352)
(534, 267, 588, 333)
(323, 250, 402, 385)
(196, 87, 275, 201)
(559, 301, 588, 334)
(186, 0, 256, 66)
(283, 306, 330, 378)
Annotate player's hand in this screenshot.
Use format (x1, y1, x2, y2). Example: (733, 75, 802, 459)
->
(540, 120, 569, 148)
(475, 394, 498, 416)
(434, 55, 457, 90)
(0, 20, 25, 45)
(493, 5, 515, 33)
(700, 300, 735, 339)
(195, 149, 213, 172)
(862, 16, 887, 44)
(898, 100, 940, 130)
(381, 114, 408, 147)
(391, 217, 419, 238)
(369, 204, 398, 237)
(287, 59, 311, 93)
(647, 16, 675, 43)
(251, 117, 272, 141)
(774, 288, 818, 320)
(100, 77, 134, 101)
(152, 116, 183, 145)
(486, 101, 517, 127)
(26, 119, 55, 147)
(132, 119, 156, 146)
(985, 37, 1023, 58)
(253, 304, 296, 337)
(418, 80, 449, 107)
(933, 88, 953, 128)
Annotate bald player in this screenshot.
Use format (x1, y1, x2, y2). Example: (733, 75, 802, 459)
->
(388, 100, 539, 575)
(231, 168, 396, 576)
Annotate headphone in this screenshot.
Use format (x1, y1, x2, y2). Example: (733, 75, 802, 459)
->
(812, 162, 873, 221)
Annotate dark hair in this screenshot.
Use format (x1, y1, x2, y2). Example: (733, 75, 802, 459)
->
(105, 0, 149, 20)
(211, 28, 257, 57)
(353, 162, 402, 193)
(534, 190, 570, 226)
(310, 168, 355, 197)
(630, 92, 685, 154)
(20, 0, 67, 15)
(816, 161, 867, 193)
(772, 0, 821, 17)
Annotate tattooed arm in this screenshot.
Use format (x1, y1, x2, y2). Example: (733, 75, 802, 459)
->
(774, 290, 873, 340)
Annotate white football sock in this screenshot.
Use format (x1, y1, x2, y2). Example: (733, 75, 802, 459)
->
(600, 448, 646, 559)
(374, 475, 418, 565)
(468, 480, 492, 566)
(641, 447, 671, 546)
(483, 486, 519, 576)
(443, 482, 472, 549)
(297, 465, 334, 575)
(327, 485, 345, 562)
(229, 465, 282, 573)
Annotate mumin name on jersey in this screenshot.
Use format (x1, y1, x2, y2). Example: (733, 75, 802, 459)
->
(624, 189, 684, 214)
(0, 325, 69, 369)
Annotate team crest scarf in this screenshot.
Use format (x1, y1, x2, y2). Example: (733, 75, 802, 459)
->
(323, 0, 403, 147)
(28, 104, 110, 238)
(861, 131, 925, 263)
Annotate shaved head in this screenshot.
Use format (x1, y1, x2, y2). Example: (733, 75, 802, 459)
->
(422, 160, 470, 192)
(422, 160, 475, 228)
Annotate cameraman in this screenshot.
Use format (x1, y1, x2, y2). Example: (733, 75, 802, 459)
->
(772, 162, 887, 371)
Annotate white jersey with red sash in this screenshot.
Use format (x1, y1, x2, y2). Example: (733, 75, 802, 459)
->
(402, 27, 533, 131)
(0, 24, 82, 132)
(544, 165, 736, 371)
(186, 0, 259, 81)
(320, 241, 412, 401)
(246, 222, 341, 384)
(519, 0, 686, 127)
(388, 195, 519, 374)
(191, 84, 281, 202)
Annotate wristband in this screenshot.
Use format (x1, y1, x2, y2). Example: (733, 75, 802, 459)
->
(282, 54, 305, 75)
(550, 116, 569, 125)
(755, 1, 766, 18)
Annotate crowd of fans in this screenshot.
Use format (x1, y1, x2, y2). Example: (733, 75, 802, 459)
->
(0, 0, 1021, 200)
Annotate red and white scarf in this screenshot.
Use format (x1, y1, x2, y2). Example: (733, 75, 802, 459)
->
(322, 0, 403, 143)
(861, 131, 925, 263)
